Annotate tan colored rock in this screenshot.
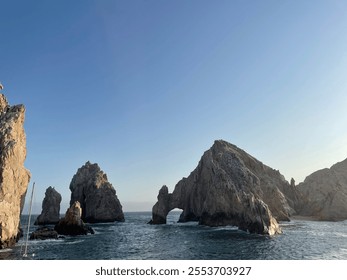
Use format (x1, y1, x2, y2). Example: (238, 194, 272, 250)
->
(150, 140, 291, 235)
(35, 186, 62, 225)
(54, 201, 94, 235)
(0, 93, 31, 249)
(297, 158, 347, 221)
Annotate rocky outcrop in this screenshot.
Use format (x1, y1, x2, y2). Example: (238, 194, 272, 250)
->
(296, 158, 347, 221)
(55, 201, 94, 235)
(30, 227, 60, 240)
(0, 94, 31, 249)
(69, 161, 124, 223)
(35, 187, 62, 225)
(150, 140, 300, 235)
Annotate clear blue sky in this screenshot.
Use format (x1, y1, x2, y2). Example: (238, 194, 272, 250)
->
(1, 0, 347, 213)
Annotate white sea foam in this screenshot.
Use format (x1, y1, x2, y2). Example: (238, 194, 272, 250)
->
(0, 248, 12, 253)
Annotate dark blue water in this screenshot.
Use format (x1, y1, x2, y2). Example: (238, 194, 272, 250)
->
(1, 212, 347, 260)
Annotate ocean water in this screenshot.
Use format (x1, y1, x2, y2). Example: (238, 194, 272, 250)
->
(1, 211, 347, 260)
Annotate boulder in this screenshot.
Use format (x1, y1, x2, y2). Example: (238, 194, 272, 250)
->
(149, 140, 298, 235)
(0, 94, 31, 249)
(69, 161, 124, 223)
(29, 227, 59, 240)
(296, 158, 347, 221)
(55, 201, 94, 235)
(34, 186, 62, 225)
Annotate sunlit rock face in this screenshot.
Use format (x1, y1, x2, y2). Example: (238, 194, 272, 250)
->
(55, 201, 94, 235)
(0, 94, 31, 249)
(150, 140, 300, 235)
(69, 161, 124, 223)
(296, 158, 347, 221)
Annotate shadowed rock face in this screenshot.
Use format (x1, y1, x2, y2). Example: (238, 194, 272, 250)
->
(150, 140, 300, 235)
(69, 161, 124, 223)
(0, 94, 31, 249)
(55, 201, 94, 235)
(296, 158, 347, 221)
(35, 186, 62, 225)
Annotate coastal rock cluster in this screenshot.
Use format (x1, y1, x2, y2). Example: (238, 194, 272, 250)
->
(69, 161, 124, 223)
(2, 83, 347, 248)
(35, 186, 62, 225)
(150, 140, 347, 234)
(0, 94, 31, 249)
(29, 162, 125, 240)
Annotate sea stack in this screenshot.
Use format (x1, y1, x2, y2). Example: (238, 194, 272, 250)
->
(55, 201, 94, 235)
(35, 186, 62, 225)
(296, 158, 347, 221)
(150, 140, 299, 235)
(69, 161, 124, 223)
(0, 93, 31, 249)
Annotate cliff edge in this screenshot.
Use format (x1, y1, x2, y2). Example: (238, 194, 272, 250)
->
(0, 93, 31, 249)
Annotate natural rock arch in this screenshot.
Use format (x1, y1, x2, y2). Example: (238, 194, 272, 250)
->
(149, 140, 300, 235)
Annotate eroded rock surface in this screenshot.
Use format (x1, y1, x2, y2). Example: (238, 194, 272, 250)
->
(296, 158, 347, 221)
(55, 201, 94, 235)
(0, 94, 31, 249)
(69, 161, 124, 223)
(150, 140, 300, 235)
(35, 186, 62, 225)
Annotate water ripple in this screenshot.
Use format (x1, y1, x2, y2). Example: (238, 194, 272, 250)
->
(1, 213, 346, 260)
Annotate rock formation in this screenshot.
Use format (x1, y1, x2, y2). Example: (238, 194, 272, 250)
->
(69, 161, 124, 223)
(35, 186, 62, 225)
(55, 201, 94, 235)
(296, 158, 347, 221)
(0, 94, 31, 249)
(150, 140, 300, 235)
(30, 227, 59, 240)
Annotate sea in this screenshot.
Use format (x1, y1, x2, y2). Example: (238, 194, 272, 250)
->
(1, 211, 347, 260)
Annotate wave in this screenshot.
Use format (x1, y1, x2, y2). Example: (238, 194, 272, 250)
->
(0, 248, 12, 253)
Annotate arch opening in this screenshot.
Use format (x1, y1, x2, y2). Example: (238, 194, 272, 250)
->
(166, 208, 183, 224)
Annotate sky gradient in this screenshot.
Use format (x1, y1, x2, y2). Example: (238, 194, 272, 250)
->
(1, 0, 347, 213)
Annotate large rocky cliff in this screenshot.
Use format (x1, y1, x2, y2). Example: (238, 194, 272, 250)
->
(69, 161, 124, 223)
(150, 140, 299, 235)
(0, 94, 31, 249)
(296, 158, 347, 220)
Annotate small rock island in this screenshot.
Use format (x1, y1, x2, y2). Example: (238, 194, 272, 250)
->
(35, 186, 62, 225)
(69, 161, 124, 223)
(55, 201, 94, 235)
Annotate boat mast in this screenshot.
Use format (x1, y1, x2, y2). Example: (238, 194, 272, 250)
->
(23, 182, 35, 257)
